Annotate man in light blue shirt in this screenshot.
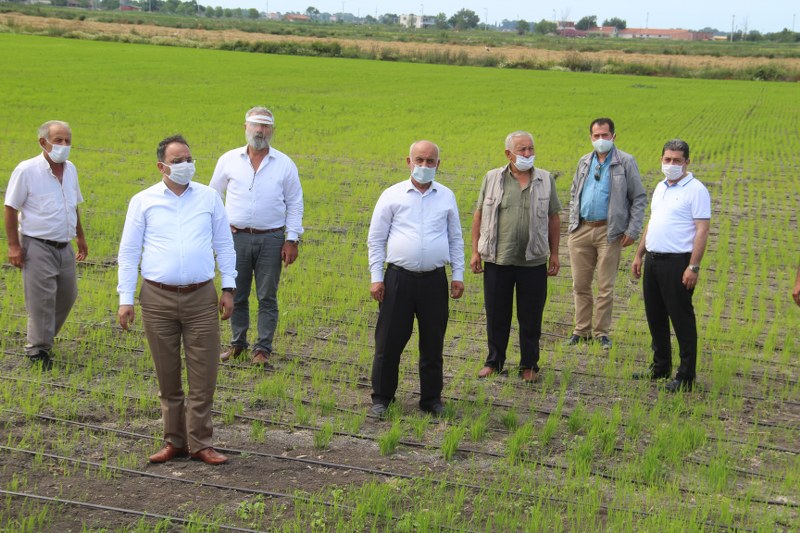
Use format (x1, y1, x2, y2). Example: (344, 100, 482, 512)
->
(567, 118, 646, 350)
(367, 140, 464, 418)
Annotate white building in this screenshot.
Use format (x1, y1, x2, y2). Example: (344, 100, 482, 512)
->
(399, 14, 437, 29)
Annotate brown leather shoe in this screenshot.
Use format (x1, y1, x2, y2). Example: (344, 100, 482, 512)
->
(148, 443, 189, 463)
(191, 447, 228, 465)
(252, 349, 271, 366)
(220, 345, 245, 362)
(521, 368, 539, 383)
(477, 366, 497, 378)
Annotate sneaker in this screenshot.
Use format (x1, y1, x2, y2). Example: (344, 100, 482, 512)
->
(28, 351, 53, 370)
(566, 334, 591, 346)
(597, 336, 612, 350)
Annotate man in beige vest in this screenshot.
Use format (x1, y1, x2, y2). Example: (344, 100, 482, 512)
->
(471, 131, 561, 383)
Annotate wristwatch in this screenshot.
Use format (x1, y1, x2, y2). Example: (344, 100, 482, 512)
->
(222, 287, 236, 294)
(286, 239, 300, 245)
(688, 265, 700, 273)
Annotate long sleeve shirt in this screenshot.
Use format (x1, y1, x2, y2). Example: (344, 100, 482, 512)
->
(368, 179, 465, 283)
(117, 180, 237, 306)
(209, 145, 304, 241)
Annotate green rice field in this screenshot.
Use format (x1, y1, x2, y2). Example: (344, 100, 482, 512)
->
(1, 33, 799, 531)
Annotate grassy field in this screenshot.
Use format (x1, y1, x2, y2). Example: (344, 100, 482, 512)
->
(1, 33, 799, 531)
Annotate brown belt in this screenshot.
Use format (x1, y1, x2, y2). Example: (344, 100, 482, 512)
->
(144, 278, 212, 294)
(230, 225, 284, 234)
(581, 219, 607, 228)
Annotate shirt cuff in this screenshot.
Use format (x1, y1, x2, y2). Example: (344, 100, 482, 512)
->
(221, 275, 236, 289)
(370, 270, 384, 283)
(285, 232, 300, 241)
(119, 294, 135, 306)
(451, 270, 464, 282)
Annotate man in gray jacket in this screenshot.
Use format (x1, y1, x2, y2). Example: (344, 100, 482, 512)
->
(567, 118, 646, 349)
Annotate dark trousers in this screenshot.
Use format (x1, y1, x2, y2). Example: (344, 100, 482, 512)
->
(643, 252, 697, 381)
(483, 262, 547, 372)
(371, 265, 449, 410)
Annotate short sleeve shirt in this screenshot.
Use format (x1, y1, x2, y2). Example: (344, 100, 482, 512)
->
(476, 168, 561, 266)
(4, 154, 83, 242)
(645, 173, 711, 253)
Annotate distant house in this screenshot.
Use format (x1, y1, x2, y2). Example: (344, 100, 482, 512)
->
(586, 26, 619, 37)
(119, 5, 142, 11)
(284, 14, 311, 22)
(619, 28, 712, 40)
(399, 14, 436, 29)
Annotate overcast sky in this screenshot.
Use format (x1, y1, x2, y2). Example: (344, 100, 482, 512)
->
(219, 0, 796, 33)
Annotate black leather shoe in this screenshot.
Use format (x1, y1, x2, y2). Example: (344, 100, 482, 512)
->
(566, 334, 591, 346)
(665, 378, 693, 392)
(369, 403, 388, 418)
(28, 351, 53, 370)
(597, 336, 612, 350)
(421, 403, 445, 417)
(632, 365, 670, 380)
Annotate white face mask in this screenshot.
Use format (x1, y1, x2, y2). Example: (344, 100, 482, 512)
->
(411, 165, 436, 184)
(163, 161, 195, 185)
(592, 138, 614, 154)
(661, 164, 685, 181)
(514, 154, 535, 171)
(47, 143, 71, 163)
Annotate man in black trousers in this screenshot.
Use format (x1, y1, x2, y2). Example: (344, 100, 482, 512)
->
(367, 140, 465, 417)
(632, 139, 711, 392)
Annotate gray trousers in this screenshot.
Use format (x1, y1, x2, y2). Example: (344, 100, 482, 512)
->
(21, 236, 78, 356)
(230, 231, 283, 353)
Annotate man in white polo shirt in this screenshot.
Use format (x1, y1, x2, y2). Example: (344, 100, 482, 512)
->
(4, 120, 89, 369)
(632, 139, 710, 392)
(210, 106, 304, 367)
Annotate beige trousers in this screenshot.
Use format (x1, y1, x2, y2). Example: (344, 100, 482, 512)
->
(568, 224, 623, 338)
(140, 281, 220, 452)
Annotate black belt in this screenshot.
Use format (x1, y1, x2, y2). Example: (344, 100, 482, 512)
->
(144, 278, 212, 294)
(29, 236, 70, 249)
(387, 263, 445, 277)
(647, 252, 691, 259)
(231, 225, 284, 234)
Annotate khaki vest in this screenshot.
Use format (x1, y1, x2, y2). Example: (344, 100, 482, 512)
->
(477, 166, 551, 263)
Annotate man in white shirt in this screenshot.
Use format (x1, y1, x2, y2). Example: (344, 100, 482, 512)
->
(632, 139, 711, 392)
(117, 135, 237, 465)
(4, 120, 89, 369)
(210, 106, 304, 367)
(367, 140, 465, 418)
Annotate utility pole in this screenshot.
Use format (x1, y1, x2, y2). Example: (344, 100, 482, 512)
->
(484, 7, 488, 30)
(730, 14, 735, 42)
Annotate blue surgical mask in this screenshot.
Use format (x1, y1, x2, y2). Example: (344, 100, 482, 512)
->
(592, 138, 614, 154)
(163, 161, 195, 185)
(412, 165, 436, 184)
(514, 154, 535, 171)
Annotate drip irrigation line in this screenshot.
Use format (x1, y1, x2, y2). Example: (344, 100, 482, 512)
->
(0, 489, 264, 533)
(1, 411, 769, 530)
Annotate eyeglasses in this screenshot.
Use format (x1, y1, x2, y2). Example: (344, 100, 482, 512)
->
(593, 166, 601, 181)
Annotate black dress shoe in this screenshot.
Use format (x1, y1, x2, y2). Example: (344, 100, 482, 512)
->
(421, 403, 445, 417)
(28, 351, 53, 370)
(369, 403, 388, 418)
(632, 365, 670, 380)
(597, 336, 612, 350)
(665, 378, 693, 392)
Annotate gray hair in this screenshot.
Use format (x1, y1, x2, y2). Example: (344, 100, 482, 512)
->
(246, 106, 273, 119)
(662, 138, 690, 160)
(38, 120, 71, 141)
(504, 131, 534, 150)
(408, 140, 440, 159)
